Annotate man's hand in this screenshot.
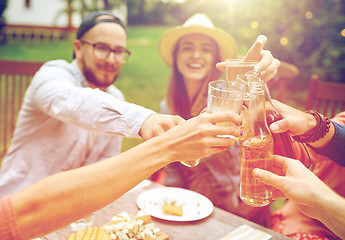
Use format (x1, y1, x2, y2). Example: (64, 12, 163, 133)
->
(268, 100, 335, 148)
(268, 100, 317, 136)
(139, 113, 185, 141)
(252, 155, 337, 221)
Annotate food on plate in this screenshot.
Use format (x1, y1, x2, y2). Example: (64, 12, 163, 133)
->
(162, 201, 183, 216)
(67, 211, 169, 240)
(67, 226, 110, 240)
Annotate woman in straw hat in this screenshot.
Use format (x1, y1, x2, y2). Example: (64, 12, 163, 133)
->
(156, 13, 280, 226)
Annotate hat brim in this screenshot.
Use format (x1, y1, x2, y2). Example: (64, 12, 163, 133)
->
(158, 26, 237, 67)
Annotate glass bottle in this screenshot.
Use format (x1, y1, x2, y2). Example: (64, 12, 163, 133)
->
(240, 78, 273, 207)
(245, 70, 297, 159)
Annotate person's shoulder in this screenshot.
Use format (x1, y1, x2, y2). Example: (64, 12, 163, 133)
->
(32, 60, 78, 85)
(38, 60, 78, 78)
(42, 59, 70, 68)
(107, 85, 124, 100)
(38, 60, 72, 74)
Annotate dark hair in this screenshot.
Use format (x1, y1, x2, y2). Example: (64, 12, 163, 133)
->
(165, 38, 222, 119)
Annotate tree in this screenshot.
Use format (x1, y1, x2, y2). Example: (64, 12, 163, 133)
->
(0, 0, 7, 28)
(57, 0, 345, 85)
(179, 0, 345, 85)
(231, 0, 345, 84)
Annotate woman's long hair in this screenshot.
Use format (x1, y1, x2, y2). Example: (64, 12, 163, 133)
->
(165, 39, 222, 120)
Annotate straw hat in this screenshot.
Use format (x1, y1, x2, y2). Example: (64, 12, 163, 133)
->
(158, 13, 237, 67)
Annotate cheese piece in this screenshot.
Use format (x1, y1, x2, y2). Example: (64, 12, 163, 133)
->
(162, 201, 183, 216)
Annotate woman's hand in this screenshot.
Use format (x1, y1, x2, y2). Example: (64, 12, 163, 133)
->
(216, 35, 280, 82)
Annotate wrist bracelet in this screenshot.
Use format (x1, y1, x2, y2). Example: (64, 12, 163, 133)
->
(293, 110, 331, 143)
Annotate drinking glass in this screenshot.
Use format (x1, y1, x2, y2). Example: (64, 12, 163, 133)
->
(180, 80, 245, 168)
(207, 80, 246, 140)
(225, 59, 258, 82)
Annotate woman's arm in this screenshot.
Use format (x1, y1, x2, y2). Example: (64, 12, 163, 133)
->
(11, 112, 241, 240)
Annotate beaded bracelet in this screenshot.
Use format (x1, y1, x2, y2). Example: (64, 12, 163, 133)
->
(293, 110, 331, 143)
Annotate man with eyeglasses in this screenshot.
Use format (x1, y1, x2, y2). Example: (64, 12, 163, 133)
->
(0, 11, 184, 196)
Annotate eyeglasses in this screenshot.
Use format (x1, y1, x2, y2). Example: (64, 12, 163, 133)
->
(80, 39, 131, 63)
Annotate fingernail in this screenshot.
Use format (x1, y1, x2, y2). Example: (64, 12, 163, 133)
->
(256, 35, 265, 45)
(254, 66, 260, 72)
(270, 123, 279, 132)
(253, 169, 262, 178)
(260, 70, 266, 76)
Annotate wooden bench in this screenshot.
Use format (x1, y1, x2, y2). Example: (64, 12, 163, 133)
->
(0, 60, 43, 160)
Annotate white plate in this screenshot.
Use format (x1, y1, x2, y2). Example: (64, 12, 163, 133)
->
(136, 187, 214, 221)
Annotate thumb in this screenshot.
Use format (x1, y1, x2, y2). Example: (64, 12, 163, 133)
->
(243, 35, 267, 61)
(252, 168, 283, 189)
(269, 118, 292, 134)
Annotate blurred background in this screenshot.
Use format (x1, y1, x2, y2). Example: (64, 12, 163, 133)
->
(1, 0, 345, 151)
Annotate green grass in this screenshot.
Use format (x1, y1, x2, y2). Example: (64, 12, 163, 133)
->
(0, 40, 74, 62)
(114, 26, 173, 150)
(119, 26, 171, 111)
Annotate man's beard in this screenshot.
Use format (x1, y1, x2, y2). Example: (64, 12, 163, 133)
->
(82, 61, 118, 88)
(84, 69, 117, 88)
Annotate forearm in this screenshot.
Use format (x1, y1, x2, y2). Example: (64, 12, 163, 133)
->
(36, 82, 154, 137)
(317, 191, 345, 239)
(11, 112, 237, 239)
(11, 136, 170, 240)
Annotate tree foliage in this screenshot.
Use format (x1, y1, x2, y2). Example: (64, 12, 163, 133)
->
(126, 0, 345, 86)
(3, 0, 344, 85)
(0, 0, 7, 30)
(223, 0, 345, 85)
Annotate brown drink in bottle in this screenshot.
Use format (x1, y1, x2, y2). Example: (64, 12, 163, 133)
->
(240, 78, 273, 207)
(245, 70, 297, 159)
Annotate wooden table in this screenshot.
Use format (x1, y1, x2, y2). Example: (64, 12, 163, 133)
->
(42, 181, 290, 240)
